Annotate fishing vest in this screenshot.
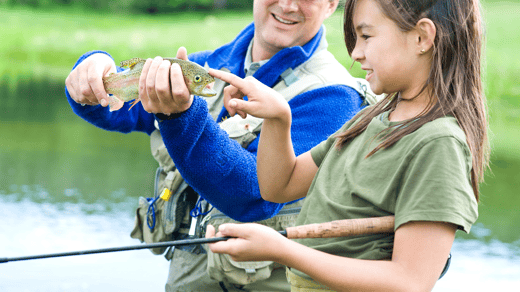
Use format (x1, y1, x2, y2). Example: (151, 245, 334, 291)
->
(142, 46, 378, 260)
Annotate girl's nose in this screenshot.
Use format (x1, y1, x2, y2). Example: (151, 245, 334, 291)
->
(351, 44, 364, 62)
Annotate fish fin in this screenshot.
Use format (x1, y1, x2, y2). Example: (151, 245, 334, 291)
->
(107, 95, 125, 112)
(128, 99, 141, 111)
(120, 58, 144, 69)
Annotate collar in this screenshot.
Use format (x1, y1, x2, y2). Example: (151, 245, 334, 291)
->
(244, 40, 270, 76)
(244, 40, 270, 77)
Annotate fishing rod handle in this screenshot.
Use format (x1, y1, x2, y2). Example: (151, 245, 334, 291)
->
(285, 216, 395, 239)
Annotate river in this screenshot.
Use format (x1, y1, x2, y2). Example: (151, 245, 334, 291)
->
(1, 78, 519, 291)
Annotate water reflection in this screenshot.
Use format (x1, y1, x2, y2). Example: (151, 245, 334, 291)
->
(0, 196, 169, 292)
(435, 239, 520, 291)
(1, 77, 519, 290)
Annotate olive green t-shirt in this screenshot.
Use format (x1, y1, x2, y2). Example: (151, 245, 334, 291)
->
(293, 111, 478, 277)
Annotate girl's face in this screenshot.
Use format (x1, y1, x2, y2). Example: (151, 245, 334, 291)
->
(351, 0, 428, 101)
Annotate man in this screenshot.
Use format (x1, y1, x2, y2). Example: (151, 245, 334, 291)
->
(65, 0, 374, 290)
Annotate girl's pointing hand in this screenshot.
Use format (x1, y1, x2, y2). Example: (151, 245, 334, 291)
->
(209, 69, 291, 124)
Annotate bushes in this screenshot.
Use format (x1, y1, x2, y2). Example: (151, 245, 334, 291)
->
(0, 0, 255, 13)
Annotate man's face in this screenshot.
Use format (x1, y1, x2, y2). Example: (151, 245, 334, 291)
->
(253, 0, 337, 59)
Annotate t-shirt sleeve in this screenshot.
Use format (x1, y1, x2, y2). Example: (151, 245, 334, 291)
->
(310, 122, 351, 167)
(394, 136, 478, 233)
(310, 139, 332, 167)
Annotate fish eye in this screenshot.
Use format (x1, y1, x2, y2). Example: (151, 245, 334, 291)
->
(194, 75, 202, 83)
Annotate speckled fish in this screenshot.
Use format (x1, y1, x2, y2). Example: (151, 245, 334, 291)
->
(103, 57, 216, 111)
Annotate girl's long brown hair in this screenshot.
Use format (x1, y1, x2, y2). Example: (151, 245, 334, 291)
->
(339, 0, 489, 201)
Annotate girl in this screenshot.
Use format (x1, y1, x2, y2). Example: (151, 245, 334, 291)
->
(207, 0, 489, 291)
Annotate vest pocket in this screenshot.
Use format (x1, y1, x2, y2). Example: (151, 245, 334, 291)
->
(207, 251, 274, 285)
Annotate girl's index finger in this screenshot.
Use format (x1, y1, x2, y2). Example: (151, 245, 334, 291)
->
(208, 69, 248, 91)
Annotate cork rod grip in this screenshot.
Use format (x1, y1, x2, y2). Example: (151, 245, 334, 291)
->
(285, 216, 395, 239)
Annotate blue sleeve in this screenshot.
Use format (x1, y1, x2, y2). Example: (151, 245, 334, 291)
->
(158, 84, 364, 222)
(188, 50, 213, 67)
(65, 51, 156, 135)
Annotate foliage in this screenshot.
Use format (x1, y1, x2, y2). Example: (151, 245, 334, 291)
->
(0, 0, 255, 13)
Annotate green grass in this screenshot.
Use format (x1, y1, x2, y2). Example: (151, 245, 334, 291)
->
(0, 7, 252, 81)
(480, 3, 520, 160)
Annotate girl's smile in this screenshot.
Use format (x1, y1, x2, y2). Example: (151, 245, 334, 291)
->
(361, 67, 373, 81)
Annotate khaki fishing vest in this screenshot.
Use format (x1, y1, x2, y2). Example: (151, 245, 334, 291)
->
(148, 46, 377, 254)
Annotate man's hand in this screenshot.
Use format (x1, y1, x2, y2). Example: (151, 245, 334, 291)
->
(139, 47, 193, 115)
(65, 53, 117, 107)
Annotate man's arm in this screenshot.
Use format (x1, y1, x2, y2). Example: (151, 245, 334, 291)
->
(158, 84, 364, 222)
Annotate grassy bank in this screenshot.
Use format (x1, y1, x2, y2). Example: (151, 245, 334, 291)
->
(0, 8, 252, 81)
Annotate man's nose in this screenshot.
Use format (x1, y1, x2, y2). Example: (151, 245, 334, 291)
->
(279, 0, 299, 12)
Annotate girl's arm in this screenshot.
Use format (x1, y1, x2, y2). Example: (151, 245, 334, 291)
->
(209, 69, 319, 203)
(207, 221, 456, 292)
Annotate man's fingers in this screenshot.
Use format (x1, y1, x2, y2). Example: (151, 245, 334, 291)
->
(155, 59, 173, 99)
(176, 47, 188, 61)
(139, 58, 153, 102)
(88, 60, 110, 106)
(170, 63, 190, 98)
(77, 67, 98, 105)
(65, 75, 76, 98)
(146, 57, 163, 102)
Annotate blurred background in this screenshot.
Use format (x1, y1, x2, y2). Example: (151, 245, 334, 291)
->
(0, 0, 519, 291)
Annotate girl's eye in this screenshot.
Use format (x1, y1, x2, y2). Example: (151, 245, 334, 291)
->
(361, 34, 371, 40)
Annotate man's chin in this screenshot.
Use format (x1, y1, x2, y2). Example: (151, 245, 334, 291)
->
(263, 34, 301, 50)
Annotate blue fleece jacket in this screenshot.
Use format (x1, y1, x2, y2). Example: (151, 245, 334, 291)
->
(66, 23, 364, 222)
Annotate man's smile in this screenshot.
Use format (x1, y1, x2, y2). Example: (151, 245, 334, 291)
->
(272, 13, 299, 25)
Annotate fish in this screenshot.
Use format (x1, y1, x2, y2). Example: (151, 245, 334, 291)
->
(102, 57, 216, 111)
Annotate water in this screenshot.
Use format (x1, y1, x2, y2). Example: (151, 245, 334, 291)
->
(1, 78, 519, 291)
(0, 197, 169, 292)
(0, 77, 169, 291)
(0, 197, 519, 291)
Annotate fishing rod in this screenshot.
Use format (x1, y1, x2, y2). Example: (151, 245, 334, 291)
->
(0, 216, 394, 264)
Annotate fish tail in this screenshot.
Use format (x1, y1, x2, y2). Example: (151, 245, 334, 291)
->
(108, 95, 124, 112)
